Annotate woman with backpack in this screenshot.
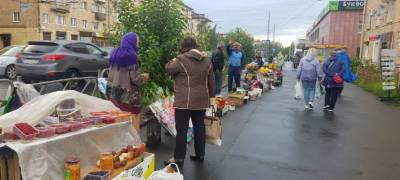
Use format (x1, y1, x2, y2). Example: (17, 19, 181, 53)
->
(296, 53, 323, 109)
(322, 51, 345, 112)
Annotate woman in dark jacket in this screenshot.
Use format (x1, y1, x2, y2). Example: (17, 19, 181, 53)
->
(323, 51, 345, 112)
(107, 32, 149, 131)
(164, 37, 216, 167)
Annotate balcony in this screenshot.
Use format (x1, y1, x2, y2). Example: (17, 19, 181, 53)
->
(94, 0, 107, 4)
(51, 3, 70, 13)
(95, 12, 107, 21)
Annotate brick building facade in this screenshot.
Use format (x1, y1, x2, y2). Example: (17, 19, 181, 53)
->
(306, 0, 364, 57)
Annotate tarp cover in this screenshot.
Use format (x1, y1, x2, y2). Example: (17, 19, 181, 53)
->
(4, 121, 141, 180)
(0, 90, 118, 130)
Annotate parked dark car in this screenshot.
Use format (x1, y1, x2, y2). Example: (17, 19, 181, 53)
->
(16, 41, 109, 81)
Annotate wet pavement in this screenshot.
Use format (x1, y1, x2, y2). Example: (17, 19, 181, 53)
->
(146, 69, 400, 180)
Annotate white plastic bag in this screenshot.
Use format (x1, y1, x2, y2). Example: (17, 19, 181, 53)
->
(148, 164, 183, 180)
(294, 81, 303, 100)
(14, 82, 40, 104)
(98, 78, 108, 95)
(315, 81, 322, 99)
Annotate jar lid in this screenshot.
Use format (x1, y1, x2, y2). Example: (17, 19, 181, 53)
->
(101, 152, 112, 155)
(67, 157, 80, 164)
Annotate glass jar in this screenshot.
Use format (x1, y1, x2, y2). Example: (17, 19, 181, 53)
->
(99, 152, 114, 171)
(65, 158, 80, 180)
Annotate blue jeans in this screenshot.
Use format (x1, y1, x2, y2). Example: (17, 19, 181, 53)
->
(302, 80, 316, 105)
(228, 66, 241, 92)
(215, 71, 222, 95)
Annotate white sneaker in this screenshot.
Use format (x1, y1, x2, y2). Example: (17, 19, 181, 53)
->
(327, 109, 334, 112)
(304, 105, 310, 109)
(308, 102, 314, 109)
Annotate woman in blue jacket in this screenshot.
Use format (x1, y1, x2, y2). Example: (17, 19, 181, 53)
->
(323, 51, 345, 112)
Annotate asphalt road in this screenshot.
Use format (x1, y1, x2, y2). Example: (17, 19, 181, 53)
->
(145, 69, 400, 180)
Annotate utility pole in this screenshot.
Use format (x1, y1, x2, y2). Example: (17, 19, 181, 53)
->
(266, 11, 270, 60)
(267, 11, 270, 41)
(273, 24, 275, 43)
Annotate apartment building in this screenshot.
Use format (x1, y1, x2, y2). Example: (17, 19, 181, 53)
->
(360, 0, 399, 67)
(0, 0, 117, 49)
(191, 12, 212, 35)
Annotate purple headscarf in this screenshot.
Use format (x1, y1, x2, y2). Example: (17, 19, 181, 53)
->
(109, 32, 138, 67)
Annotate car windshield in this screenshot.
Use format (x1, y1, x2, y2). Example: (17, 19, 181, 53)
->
(0, 46, 13, 55)
(0, 46, 23, 57)
(23, 42, 58, 54)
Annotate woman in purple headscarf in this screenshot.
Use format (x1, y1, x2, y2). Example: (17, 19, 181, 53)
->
(107, 32, 149, 131)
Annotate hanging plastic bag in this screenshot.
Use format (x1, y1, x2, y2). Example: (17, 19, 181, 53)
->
(148, 163, 184, 180)
(97, 78, 108, 95)
(294, 81, 303, 100)
(14, 82, 40, 104)
(315, 81, 321, 99)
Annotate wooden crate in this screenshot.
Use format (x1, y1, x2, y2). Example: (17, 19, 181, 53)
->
(227, 97, 243, 107)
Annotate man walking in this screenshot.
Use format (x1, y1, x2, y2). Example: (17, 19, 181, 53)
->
(227, 40, 245, 92)
(212, 44, 225, 95)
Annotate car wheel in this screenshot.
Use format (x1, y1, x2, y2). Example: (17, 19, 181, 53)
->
(66, 69, 81, 89)
(5, 65, 17, 80)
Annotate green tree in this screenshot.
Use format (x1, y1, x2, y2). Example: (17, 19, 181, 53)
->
(224, 28, 255, 63)
(114, 0, 186, 105)
(195, 22, 218, 52)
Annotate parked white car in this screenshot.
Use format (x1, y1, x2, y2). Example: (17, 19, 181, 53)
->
(0, 45, 24, 79)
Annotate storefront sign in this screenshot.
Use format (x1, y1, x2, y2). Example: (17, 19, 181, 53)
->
(380, 49, 398, 91)
(338, 1, 365, 10)
(368, 35, 378, 41)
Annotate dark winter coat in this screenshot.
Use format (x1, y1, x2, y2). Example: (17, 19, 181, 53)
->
(323, 57, 345, 88)
(212, 48, 225, 72)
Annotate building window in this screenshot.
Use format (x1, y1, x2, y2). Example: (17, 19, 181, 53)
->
(42, 13, 49, 24)
(70, 0, 76, 8)
(103, 23, 107, 30)
(55, 16, 65, 25)
(12, 12, 20, 22)
(82, 20, 88, 29)
(82, 2, 88, 10)
(43, 32, 52, 40)
(93, 22, 99, 30)
(71, 34, 78, 41)
(93, 4, 99, 12)
(71, 18, 77, 27)
(56, 31, 67, 40)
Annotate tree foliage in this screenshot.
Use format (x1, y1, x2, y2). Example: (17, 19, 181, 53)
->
(114, 0, 186, 105)
(224, 28, 255, 63)
(195, 22, 219, 52)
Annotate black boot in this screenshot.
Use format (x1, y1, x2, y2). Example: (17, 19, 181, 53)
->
(189, 155, 204, 163)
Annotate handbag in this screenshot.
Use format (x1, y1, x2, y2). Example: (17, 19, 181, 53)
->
(328, 61, 344, 84)
(333, 74, 344, 84)
(204, 107, 222, 140)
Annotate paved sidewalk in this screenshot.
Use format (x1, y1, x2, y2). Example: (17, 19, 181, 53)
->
(146, 69, 400, 180)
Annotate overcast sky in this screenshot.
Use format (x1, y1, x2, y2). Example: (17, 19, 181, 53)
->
(184, 0, 329, 46)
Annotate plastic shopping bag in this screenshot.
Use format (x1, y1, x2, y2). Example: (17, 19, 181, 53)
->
(148, 164, 183, 180)
(294, 81, 303, 100)
(315, 81, 321, 99)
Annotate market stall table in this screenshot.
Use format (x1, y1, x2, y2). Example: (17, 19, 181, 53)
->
(0, 121, 144, 180)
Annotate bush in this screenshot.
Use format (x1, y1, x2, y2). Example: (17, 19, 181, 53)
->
(354, 60, 400, 99)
